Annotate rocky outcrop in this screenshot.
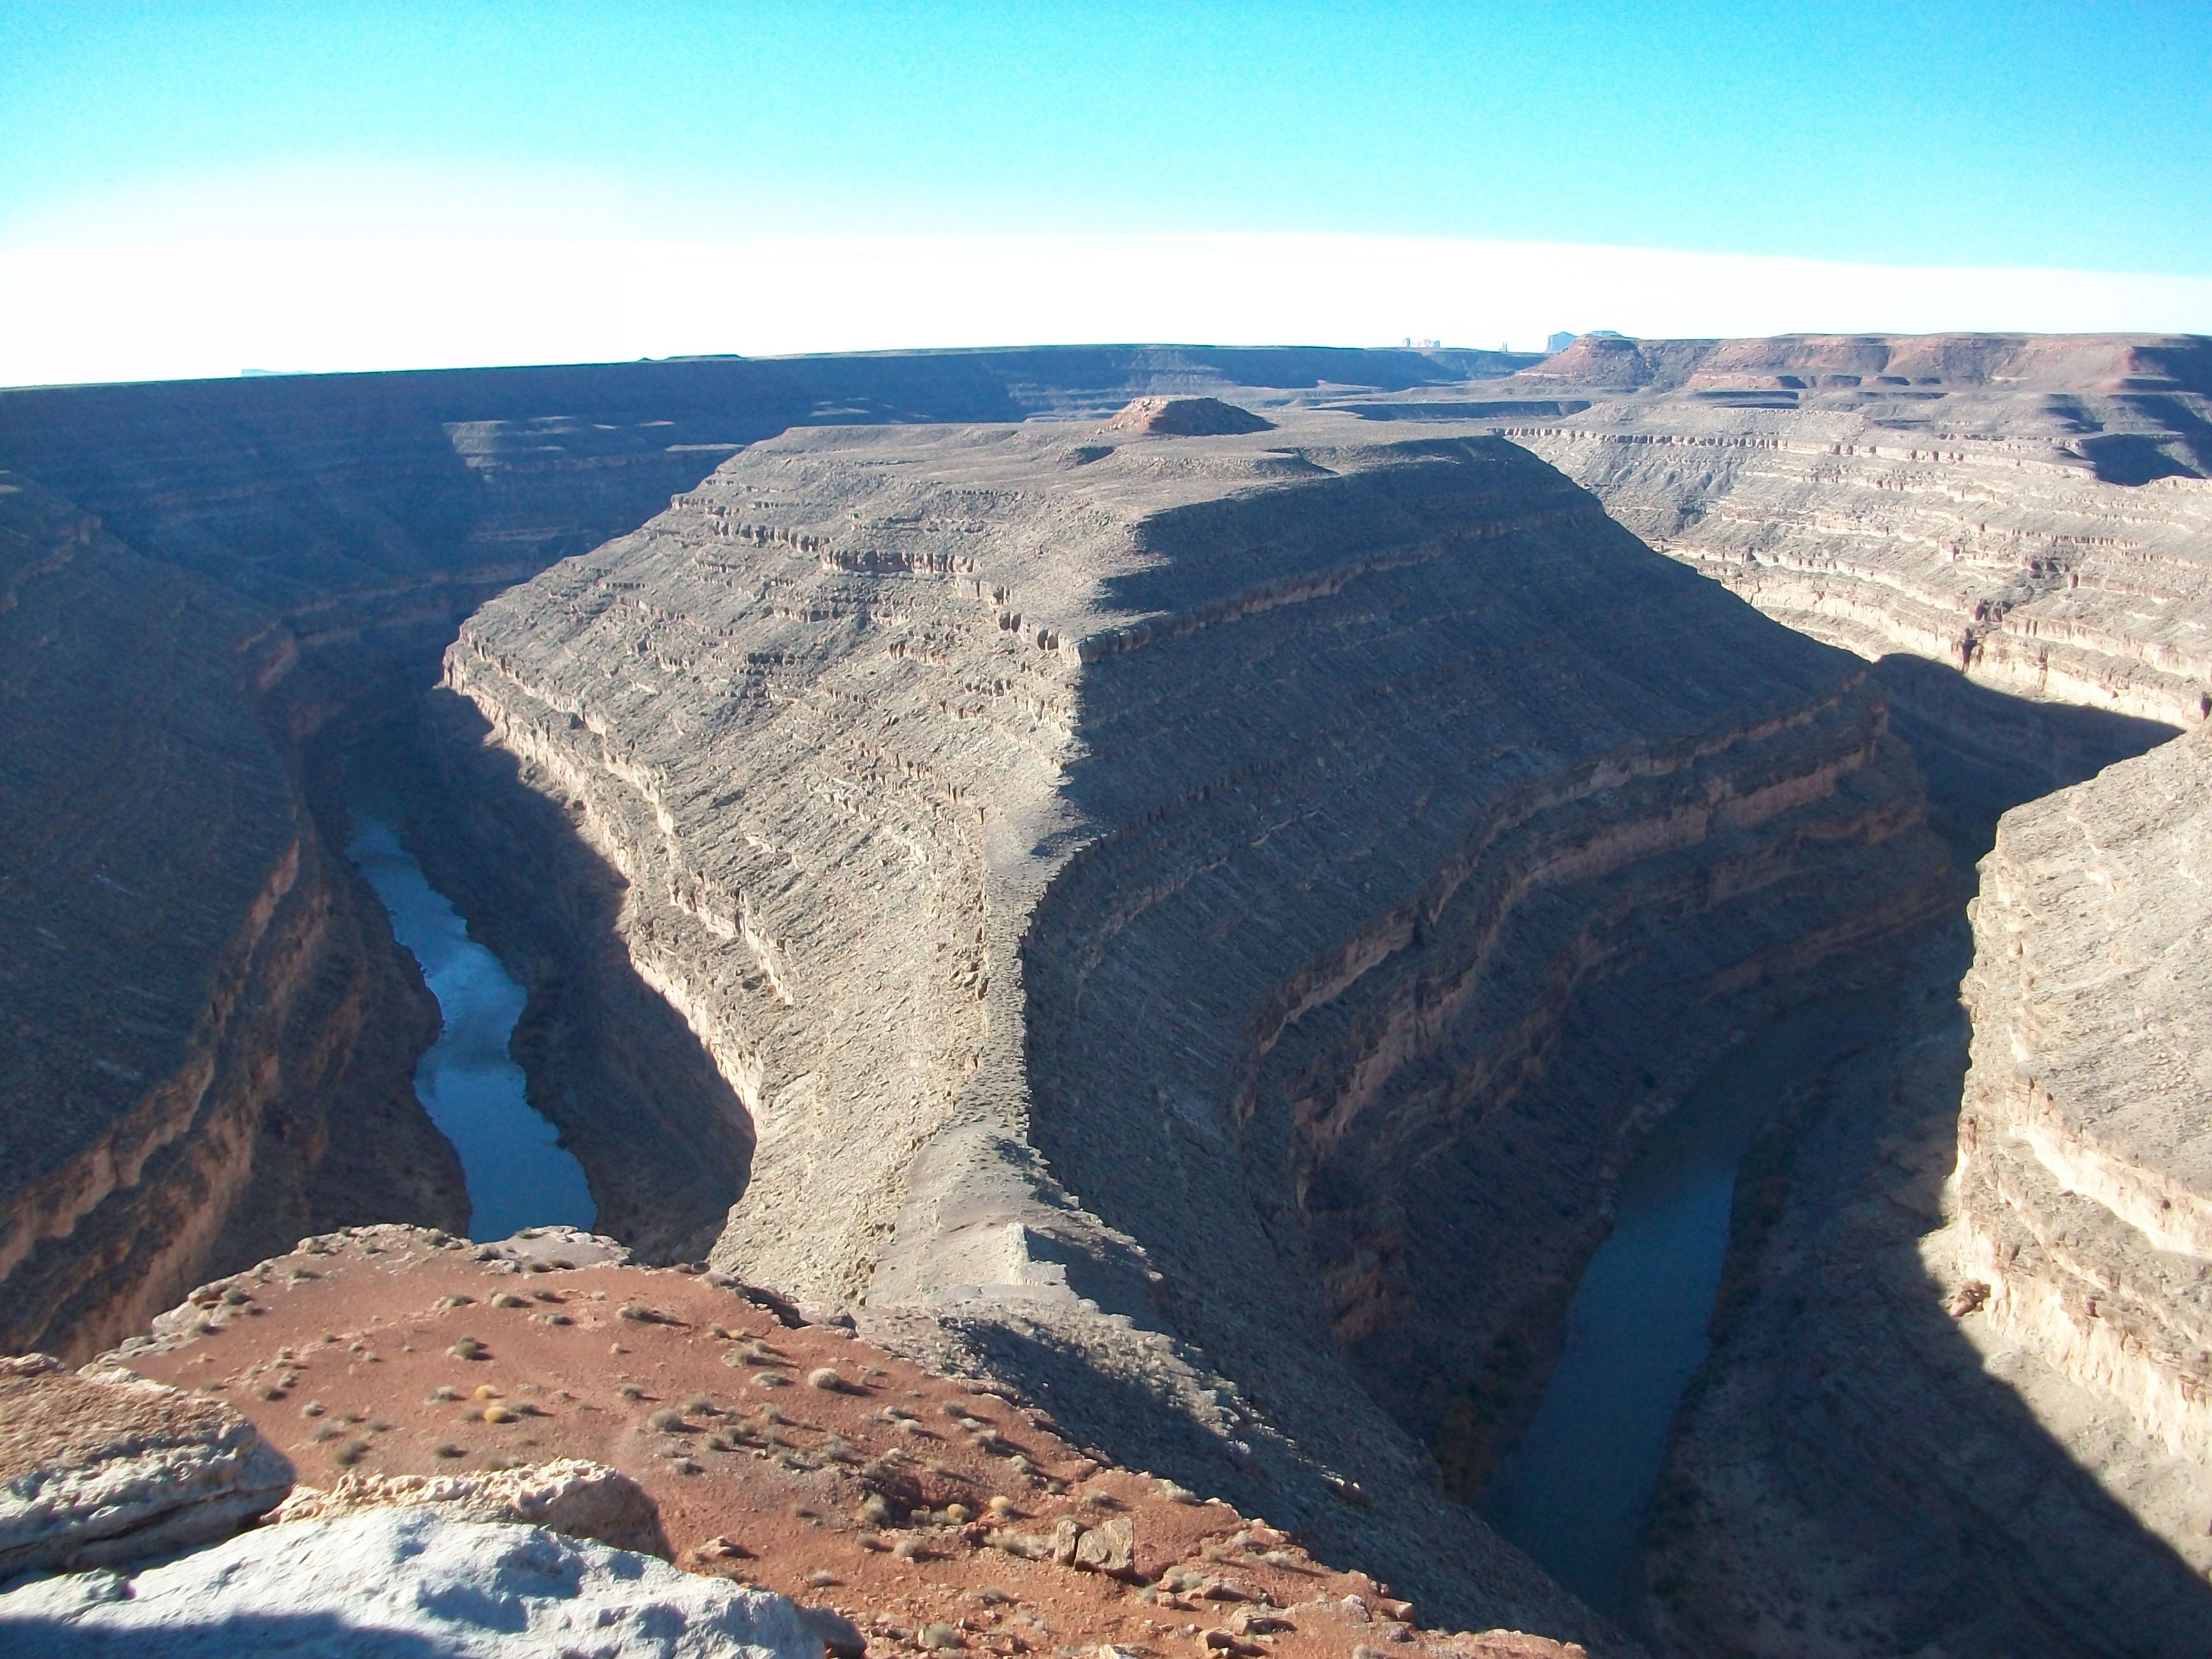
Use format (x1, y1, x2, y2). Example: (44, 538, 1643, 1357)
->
(439, 408, 1947, 1634)
(0, 1353, 290, 1578)
(0, 1507, 824, 1658)
(1109, 396, 1277, 435)
(270, 1458, 670, 1558)
(72, 1223, 1591, 1659)
(1957, 724, 2212, 1461)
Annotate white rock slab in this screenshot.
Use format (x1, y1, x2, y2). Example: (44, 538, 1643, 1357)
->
(0, 1507, 822, 1658)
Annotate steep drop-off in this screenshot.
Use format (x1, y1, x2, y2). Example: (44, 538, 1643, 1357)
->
(440, 408, 1949, 1639)
(0, 473, 466, 1358)
(1390, 336, 2212, 1654)
(1958, 726, 2212, 1460)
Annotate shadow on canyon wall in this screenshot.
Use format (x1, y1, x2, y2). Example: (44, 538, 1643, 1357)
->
(1869, 652, 2185, 864)
(334, 694, 755, 1265)
(1633, 666, 2208, 1655)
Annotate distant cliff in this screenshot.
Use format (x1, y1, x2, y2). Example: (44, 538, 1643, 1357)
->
(0, 347, 1529, 1358)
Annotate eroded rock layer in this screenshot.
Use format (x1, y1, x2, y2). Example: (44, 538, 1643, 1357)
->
(0, 473, 467, 1358)
(1958, 725, 2212, 1460)
(442, 410, 1948, 1634)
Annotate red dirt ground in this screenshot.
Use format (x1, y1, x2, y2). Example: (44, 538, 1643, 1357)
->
(111, 1225, 1579, 1659)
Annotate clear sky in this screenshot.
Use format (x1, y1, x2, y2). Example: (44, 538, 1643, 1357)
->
(4, 1, 2210, 384)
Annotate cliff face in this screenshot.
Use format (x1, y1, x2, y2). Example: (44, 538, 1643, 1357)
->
(1404, 339, 2212, 1651)
(442, 409, 1948, 1635)
(0, 473, 467, 1358)
(1958, 726, 2212, 1458)
(0, 348, 1518, 1363)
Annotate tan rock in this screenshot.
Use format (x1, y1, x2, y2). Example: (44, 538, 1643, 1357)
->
(269, 1456, 669, 1558)
(1072, 1513, 1135, 1575)
(0, 1353, 291, 1577)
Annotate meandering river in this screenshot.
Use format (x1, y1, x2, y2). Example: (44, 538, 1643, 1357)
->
(345, 812, 596, 1242)
(1478, 996, 1885, 1618)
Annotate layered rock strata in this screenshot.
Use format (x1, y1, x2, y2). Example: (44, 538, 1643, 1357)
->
(0, 1353, 291, 1578)
(1383, 335, 2212, 1651)
(441, 408, 1948, 1633)
(1957, 724, 2212, 1462)
(0, 473, 467, 1358)
(0, 347, 1535, 1361)
(1354, 334, 2212, 727)
(1637, 929, 2212, 1656)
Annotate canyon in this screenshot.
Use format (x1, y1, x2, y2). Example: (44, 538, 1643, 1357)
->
(4, 335, 2211, 1655)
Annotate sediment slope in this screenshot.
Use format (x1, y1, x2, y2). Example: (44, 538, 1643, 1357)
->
(443, 407, 1948, 1634)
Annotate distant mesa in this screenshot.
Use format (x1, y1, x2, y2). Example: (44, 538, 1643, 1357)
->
(1544, 330, 1625, 356)
(1103, 394, 1274, 436)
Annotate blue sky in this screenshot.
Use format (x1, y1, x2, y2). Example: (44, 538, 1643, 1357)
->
(4, 1, 2210, 382)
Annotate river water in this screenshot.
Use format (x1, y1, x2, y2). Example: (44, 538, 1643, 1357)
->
(1477, 997, 1883, 1617)
(345, 812, 596, 1242)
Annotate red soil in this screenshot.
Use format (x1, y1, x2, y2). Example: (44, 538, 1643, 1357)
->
(111, 1226, 1578, 1659)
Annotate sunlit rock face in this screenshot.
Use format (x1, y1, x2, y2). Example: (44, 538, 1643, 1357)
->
(1960, 724, 2212, 1456)
(445, 406, 1947, 1631)
(1490, 334, 2212, 728)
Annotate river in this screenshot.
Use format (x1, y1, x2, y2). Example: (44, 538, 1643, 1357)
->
(345, 811, 596, 1242)
(1477, 996, 1885, 1618)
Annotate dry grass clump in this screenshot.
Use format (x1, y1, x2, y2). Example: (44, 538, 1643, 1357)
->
(448, 1337, 485, 1361)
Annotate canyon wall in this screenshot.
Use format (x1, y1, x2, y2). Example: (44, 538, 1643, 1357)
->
(1404, 336, 2212, 1653)
(1958, 724, 2212, 1459)
(440, 408, 1948, 1635)
(0, 348, 1526, 1360)
(0, 472, 466, 1358)
(1488, 333, 2212, 728)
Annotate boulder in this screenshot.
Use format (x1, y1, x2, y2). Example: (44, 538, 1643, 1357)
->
(0, 1354, 291, 1579)
(269, 1458, 668, 1558)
